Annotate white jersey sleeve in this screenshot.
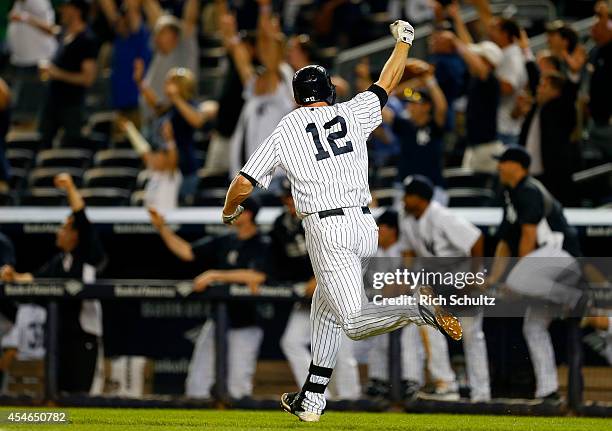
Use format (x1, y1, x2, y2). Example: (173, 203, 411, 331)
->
(346, 88, 384, 138)
(438, 210, 482, 256)
(240, 125, 282, 189)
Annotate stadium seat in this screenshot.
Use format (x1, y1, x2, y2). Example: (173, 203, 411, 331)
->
(443, 168, 496, 189)
(28, 167, 84, 188)
(84, 111, 116, 138)
(447, 188, 495, 207)
(6, 149, 35, 169)
(36, 148, 93, 168)
(130, 190, 146, 206)
(83, 167, 139, 190)
(110, 139, 132, 149)
(79, 188, 131, 206)
(6, 132, 41, 151)
(94, 149, 142, 168)
(193, 188, 227, 206)
(64, 132, 108, 150)
(20, 188, 67, 206)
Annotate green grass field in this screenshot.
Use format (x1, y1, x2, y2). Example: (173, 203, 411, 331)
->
(0, 408, 608, 431)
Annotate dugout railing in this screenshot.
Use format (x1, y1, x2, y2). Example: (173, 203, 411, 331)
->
(0, 206, 611, 416)
(0, 279, 611, 416)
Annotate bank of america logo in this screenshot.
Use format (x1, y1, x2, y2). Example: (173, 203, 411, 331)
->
(176, 282, 193, 297)
(65, 280, 83, 296)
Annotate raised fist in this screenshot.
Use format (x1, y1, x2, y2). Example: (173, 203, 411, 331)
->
(390, 20, 415, 46)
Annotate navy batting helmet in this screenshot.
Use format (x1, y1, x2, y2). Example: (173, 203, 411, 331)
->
(292, 65, 336, 106)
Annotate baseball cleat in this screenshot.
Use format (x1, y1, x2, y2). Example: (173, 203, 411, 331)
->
(417, 384, 461, 401)
(418, 285, 463, 341)
(280, 392, 321, 422)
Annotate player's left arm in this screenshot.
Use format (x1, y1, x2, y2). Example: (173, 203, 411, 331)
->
(223, 129, 281, 224)
(375, 21, 414, 95)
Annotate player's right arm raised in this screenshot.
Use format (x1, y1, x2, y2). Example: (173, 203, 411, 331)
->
(375, 20, 415, 95)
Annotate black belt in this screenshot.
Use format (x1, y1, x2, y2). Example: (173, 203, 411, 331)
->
(318, 206, 370, 219)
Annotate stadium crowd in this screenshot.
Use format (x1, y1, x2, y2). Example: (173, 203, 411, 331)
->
(0, 0, 611, 404)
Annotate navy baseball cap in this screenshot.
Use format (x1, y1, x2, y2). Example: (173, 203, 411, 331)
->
(493, 145, 531, 169)
(403, 175, 434, 201)
(241, 197, 261, 219)
(377, 210, 399, 231)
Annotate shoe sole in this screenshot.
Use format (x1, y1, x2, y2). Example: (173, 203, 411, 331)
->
(417, 391, 461, 401)
(280, 393, 320, 422)
(420, 286, 463, 341)
(280, 394, 291, 414)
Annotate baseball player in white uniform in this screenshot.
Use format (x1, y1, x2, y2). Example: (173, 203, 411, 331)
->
(275, 181, 361, 400)
(1, 304, 47, 364)
(220, 20, 462, 422)
(399, 175, 491, 402)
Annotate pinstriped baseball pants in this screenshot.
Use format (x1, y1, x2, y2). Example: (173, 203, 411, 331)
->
(301, 207, 424, 413)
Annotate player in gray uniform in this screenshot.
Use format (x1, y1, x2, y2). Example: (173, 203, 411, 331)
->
(220, 20, 462, 422)
(488, 146, 584, 401)
(399, 176, 491, 402)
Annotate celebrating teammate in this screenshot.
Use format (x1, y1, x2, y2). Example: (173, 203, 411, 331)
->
(220, 20, 462, 422)
(488, 146, 585, 402)
(399, 175, 491, 402)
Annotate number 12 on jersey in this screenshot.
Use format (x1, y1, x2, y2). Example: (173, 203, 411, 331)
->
(305, 115, 354, 161)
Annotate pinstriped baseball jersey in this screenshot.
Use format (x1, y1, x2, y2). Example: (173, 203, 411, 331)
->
(240, 89, 383, 214)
